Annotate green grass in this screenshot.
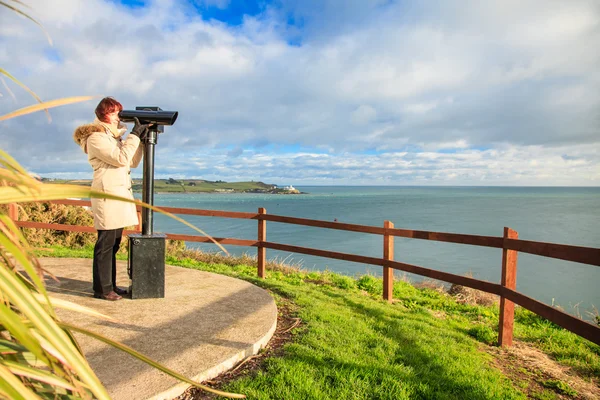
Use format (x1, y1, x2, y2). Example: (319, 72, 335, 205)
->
(143, 179, 276, 193)
(183, 261, 524, 399)
(541, 380, 578, 397)
(36, 246, 600, 399)
(45, 179, 286, 193)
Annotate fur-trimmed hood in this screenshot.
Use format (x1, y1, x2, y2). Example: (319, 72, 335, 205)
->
(73, 120, 127, 153)
(73, 122, 104, 154)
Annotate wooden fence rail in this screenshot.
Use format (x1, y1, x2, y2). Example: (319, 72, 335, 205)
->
(7, 199, 600, 347)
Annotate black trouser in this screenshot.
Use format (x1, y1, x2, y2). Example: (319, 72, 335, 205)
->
(92, 228, 123, 294)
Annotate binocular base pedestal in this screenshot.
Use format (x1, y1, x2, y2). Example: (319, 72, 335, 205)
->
(128, 233, 166, 299)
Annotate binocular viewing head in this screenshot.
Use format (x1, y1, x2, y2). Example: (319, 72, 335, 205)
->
(119, 107, 178, 127)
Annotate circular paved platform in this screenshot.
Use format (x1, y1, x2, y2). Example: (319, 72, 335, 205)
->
(38, 258, 278, 400)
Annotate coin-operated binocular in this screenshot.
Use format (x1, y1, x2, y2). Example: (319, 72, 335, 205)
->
(122, 106, 178, 299)
(119, 108, 178, 134)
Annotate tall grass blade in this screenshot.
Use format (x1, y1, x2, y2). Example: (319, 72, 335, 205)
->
(0, 148, 34, 176)
(3, 0, 31, 8)
(0, 1, 52, 45)
(0, 183, 229, 254)
(0, 362, 41, 400)
(30, 330, 71, 366)
(1, 75, 18, 103)
(60, 322, 247, 399)
(32, 293, 117, 322)
(0, 68, 51, 122)
(3, 0, 31, 9)
(0, 339, 28, 355)
(0, 215, 50, 298)
(1, 153, 229, 398)
(0, 265, 111, 399)
(0, 302, 47, 363)
(3, 360, 79, 391)
(0, 96, 97, 122)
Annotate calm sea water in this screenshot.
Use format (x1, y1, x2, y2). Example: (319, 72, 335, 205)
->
(150, 186, 600, 319)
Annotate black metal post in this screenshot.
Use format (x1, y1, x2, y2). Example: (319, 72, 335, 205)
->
(141, 129, 157, 236)
(130, 115, 165, 298)
(124, 105, 177, 299)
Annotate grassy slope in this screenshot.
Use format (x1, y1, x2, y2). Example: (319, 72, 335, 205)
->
(37, 246, 600, 399)
(144, 180, 275, 193)
(47, 179, 275, 193)
(233, 284, 522, 400)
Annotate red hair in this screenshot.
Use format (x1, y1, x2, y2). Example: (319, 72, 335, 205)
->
(95, 97, 123, 123)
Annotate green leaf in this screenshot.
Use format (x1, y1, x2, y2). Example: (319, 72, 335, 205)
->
(11, 349, 46, 369)
(0, 262, 111, 399)
(0, 338, 27, 353)
(0, 302, 48, 364)
(0, 362, 42, 400)
(0, 149, 33, 183)
(3, 359, 79, 391)
(0, 215, 52, 307)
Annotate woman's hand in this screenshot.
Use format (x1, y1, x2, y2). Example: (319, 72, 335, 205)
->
(130, 117, 153, 139)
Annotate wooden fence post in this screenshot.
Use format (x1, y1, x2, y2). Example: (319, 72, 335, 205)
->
(8, 203, 18, 221)
(257, 208, 266, 278)
(499, 227, 519, 347)
(383, 220, 394, 302)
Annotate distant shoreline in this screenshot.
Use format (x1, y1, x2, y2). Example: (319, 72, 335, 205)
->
(42, 178, 303, 194)
(146, 190, 307, 195)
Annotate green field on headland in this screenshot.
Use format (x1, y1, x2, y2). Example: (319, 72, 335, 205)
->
(37, 244, 600, 400)
(42, 178, 300, 194)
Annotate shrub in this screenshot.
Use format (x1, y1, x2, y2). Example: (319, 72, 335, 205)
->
(467, 324, 497, 345)
(448, 283, 499, 307)
(393, 279, 419, 298)
(357, 274, 382, 295)
(330, 274, 356, 290)
(166, 239, 186, 256)
(14, 202, 96, 248)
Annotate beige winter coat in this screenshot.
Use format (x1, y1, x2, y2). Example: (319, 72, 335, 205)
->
(73, 121, 143, 230)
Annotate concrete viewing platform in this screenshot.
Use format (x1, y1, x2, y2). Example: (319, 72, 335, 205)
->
(37, 258, 278, 400)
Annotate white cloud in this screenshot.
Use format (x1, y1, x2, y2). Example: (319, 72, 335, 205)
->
(148, 142, 599, 185)
(1, 0, 599, 185)
(350, 105, 377, 125)
(197, 0, 231, 10)
(404, 101, 438, 115)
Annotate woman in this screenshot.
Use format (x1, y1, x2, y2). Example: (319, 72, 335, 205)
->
(73, 97, 151, 301)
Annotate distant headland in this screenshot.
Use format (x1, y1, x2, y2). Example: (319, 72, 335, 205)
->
(41, 178, 304, 194)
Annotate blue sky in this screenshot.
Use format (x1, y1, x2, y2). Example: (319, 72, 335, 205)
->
(192, 0, 265, 25)
(1, 0, 599, 185)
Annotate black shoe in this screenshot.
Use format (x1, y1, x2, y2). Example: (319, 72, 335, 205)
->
(113, 286, 129, 296)
(93, 291, 122, 301)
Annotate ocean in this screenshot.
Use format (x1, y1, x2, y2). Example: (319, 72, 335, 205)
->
(150, 186, 600, 320)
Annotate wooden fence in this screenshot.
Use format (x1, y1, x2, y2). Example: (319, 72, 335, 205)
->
(8, 199, 600, 347)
